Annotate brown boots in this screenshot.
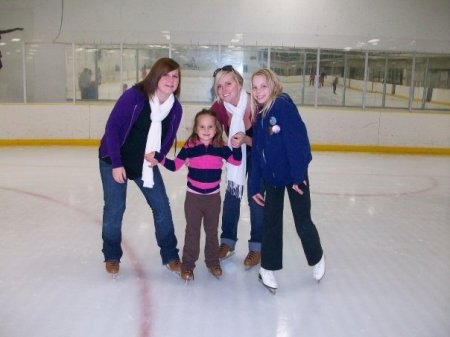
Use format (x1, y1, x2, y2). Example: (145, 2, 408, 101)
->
(181, 268, 194, 281)
(218, 244, 261, 269)
(218, 243, 235, 260)
(208, 265, 222, 279)
(105, 260, 120, 274)
(243, 251, 261, 270)
(165, 259, 182, 274)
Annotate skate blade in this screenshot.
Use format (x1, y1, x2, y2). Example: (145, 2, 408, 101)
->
(165, 266, 182, 279)
(182, 276, 194, 284)
(219, 251, 235, 261)
(267, 287, 277, 295)
(258, 276, 277, 295)
(208, 269, 222, 280)
(181, 272, 194, 283)
(244, 264, 258, 271)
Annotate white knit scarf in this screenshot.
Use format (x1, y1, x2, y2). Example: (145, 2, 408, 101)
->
(142, 93, 174, 188)
(223, 88, 247, 198)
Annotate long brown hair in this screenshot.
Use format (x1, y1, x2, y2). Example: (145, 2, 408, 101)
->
(135, 58, 181, 97)
(187, 109, 224, 147)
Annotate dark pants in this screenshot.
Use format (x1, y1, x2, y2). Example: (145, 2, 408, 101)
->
(261, 177, 323, 271)
(99, 160, 179, 265)
(220, 150, 264, 251)
(182, 191, 221, 270)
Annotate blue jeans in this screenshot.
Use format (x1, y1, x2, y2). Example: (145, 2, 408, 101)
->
(220, 152, 264, 252)
(99, 159, 179, 264)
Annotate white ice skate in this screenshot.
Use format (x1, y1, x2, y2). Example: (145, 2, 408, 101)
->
(313, 254, 326, 282)
(258, 267, 278, 294)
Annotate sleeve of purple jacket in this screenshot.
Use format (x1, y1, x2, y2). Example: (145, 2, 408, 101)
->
(104, 89, 140, 168)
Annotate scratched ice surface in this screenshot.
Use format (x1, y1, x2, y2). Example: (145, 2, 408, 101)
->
(0, 147, 449, 337)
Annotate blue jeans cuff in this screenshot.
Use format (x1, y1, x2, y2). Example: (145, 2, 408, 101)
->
(248, 241, 261, 252)
(220, 238, 236, 250)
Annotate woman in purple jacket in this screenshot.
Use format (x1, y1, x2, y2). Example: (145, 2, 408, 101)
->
(98, 58, 183, 276)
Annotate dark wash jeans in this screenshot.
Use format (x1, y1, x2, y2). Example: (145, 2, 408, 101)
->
(99, 159, 179, 264)
(261, 177, 323, 271)
(220, 151, 264, 252)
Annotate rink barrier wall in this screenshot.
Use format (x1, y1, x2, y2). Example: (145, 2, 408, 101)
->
(0, 103, 449, 155)
(0, 139, 449, 155)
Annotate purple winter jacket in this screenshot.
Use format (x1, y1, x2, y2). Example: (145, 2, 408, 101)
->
(98, 86, 183, 169)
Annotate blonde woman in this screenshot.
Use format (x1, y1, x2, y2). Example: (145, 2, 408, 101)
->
(211, 65, 264, 270)
(249, 69, 325, 293)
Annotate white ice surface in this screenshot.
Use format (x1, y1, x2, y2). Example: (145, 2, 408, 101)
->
(0, 147, 449, 337)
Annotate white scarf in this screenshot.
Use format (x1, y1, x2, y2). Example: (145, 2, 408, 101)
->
(142, 94, 175, 188)
(223, 88, 247, 198)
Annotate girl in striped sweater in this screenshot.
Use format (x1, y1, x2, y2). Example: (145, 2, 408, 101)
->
(146, 109, 242, 281)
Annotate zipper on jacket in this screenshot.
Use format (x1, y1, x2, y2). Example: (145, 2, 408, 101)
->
(122, 104, 138, 146)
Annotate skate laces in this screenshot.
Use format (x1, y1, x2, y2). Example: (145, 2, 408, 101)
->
(246, 251, 258, 261)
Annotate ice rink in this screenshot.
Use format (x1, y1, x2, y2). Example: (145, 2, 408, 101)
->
(0, 146, 449, 337)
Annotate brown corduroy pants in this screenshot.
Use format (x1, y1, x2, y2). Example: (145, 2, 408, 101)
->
(182, 191, 221, 270)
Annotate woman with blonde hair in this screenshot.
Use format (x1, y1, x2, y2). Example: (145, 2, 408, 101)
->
(211, 65, 264, 270)
(249, 69, 325, 293)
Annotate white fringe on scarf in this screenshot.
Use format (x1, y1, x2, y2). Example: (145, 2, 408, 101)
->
(223, 89, 247, 198)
